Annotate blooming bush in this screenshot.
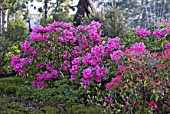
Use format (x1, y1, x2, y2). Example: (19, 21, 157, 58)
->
(121, 26, 170, 52)
(103, 47, 170, 113)
(11, 21, 170, 113)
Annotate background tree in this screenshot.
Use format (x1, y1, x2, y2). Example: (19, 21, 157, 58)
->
(103, 0, 170, 28)
(0, 0, 17, 34)
(73, 0, 92, 26)
(82, 1, 128, 37)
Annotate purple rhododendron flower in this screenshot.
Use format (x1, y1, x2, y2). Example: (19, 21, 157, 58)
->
(52, 21, 63, 27)
(32, 80, 37, 87)
(104, 96, 114, 103)
(51, 70, 60, 78)
(81, 34, 89, 49)
(81, 78, 91, 86)
(91, 45, 105, 57)
(82, 53, 91, 65)
(110, 50, 124, 62)
(82, 67, 93, 79)
(130, 42, 146, 54)
(46, 62, 55, 71)
(135, 28, 151, 38)
(153, 29, 166, 39)
(94, 65, 108, 82)
(32, 25, 44, 32)
(43, 71, 52, 80)
(36, 73, 44, 81)
(89, 32, 102, 43)
(62, 60, 71, 71)
(165, 27, 170, 34)
(72, 57, 81, 65)
(32, 50, 38, 56)
(70, 65, 79, 75)
(165, 42, 170, 49)
(43, 25, 54, 32)
(21, 41, 31, 51)
(36, 81, 46, 88)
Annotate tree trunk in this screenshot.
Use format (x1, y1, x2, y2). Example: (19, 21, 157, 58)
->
(0, 10, 2, 35)
(44, 0, 48, 24)
(54, 0, 59, 12)
(73, 0, 92, 26)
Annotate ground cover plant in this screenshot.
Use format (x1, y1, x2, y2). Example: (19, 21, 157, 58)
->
(10, 21, 170, 113)
(0, 77, 101, 113)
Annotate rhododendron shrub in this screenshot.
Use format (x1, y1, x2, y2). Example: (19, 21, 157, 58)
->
(11, 21, 82, 88)
(121, 26, 170, 52)
(11, 21, 170, 113)
(11, 21, 119, 88)
(103, 47, 170, 113)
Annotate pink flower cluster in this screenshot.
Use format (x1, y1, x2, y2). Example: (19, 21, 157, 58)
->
(135, 28, 151, 38)
(89, 32, 102, 43)
(70, 65, 79, 75)
(86, 21, 102, 43)
(105, 37, 123, 54)
(82, 53, 101, 66)
(94, 65, 108, 82)
(91, 45, 105, 57)
(62, 60, 71, 71)
(110, 50, 124, 62)
(63, 50, 71, 59)
(11, 54, 60, 88)
(130, 42, 146, 54)
(70, 57, 81, 75)
(165, 27, 170, 34)
(21, 41, 31, 51)
(165, 42, 170, 49)
(72, 46, 82, 56)
(58, 29, 78, 45)
(153, 30, 166, 39)
(106, 75, 123, 91)
(33, 62, 60, 88)
(32, 80, 46, 88)
(11, 54, 32, 76)
(72, 57, 81, 65)
(30, 32, 50, 41)
(104, 96, 114, 103)
(20, 41, 38, 56)
(81, 67, 93, 86)
(46, 61, 56, 71)
(81, 65, 108, 86)
(81, 34, 89, 49)
(36, 70, 60, 81)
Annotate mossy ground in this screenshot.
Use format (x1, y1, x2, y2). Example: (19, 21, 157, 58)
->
(0, 77, 102, 114)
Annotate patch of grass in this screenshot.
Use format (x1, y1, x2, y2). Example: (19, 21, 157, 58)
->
(0, 94, 102, 114)
(0, 77, 102, 114)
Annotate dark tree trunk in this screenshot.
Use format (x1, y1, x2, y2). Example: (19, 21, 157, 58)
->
(44, 0, 48, 24)
(54, 0, 59, 12)
(73, 0, 92, 26)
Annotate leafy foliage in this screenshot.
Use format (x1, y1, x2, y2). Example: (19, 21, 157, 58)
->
(0, 19, 28, 75)
(82, 6, 128, 37)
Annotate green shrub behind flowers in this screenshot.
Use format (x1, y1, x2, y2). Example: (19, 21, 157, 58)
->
(0, 20, 28, 75)
(11, 21, 170, 113)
